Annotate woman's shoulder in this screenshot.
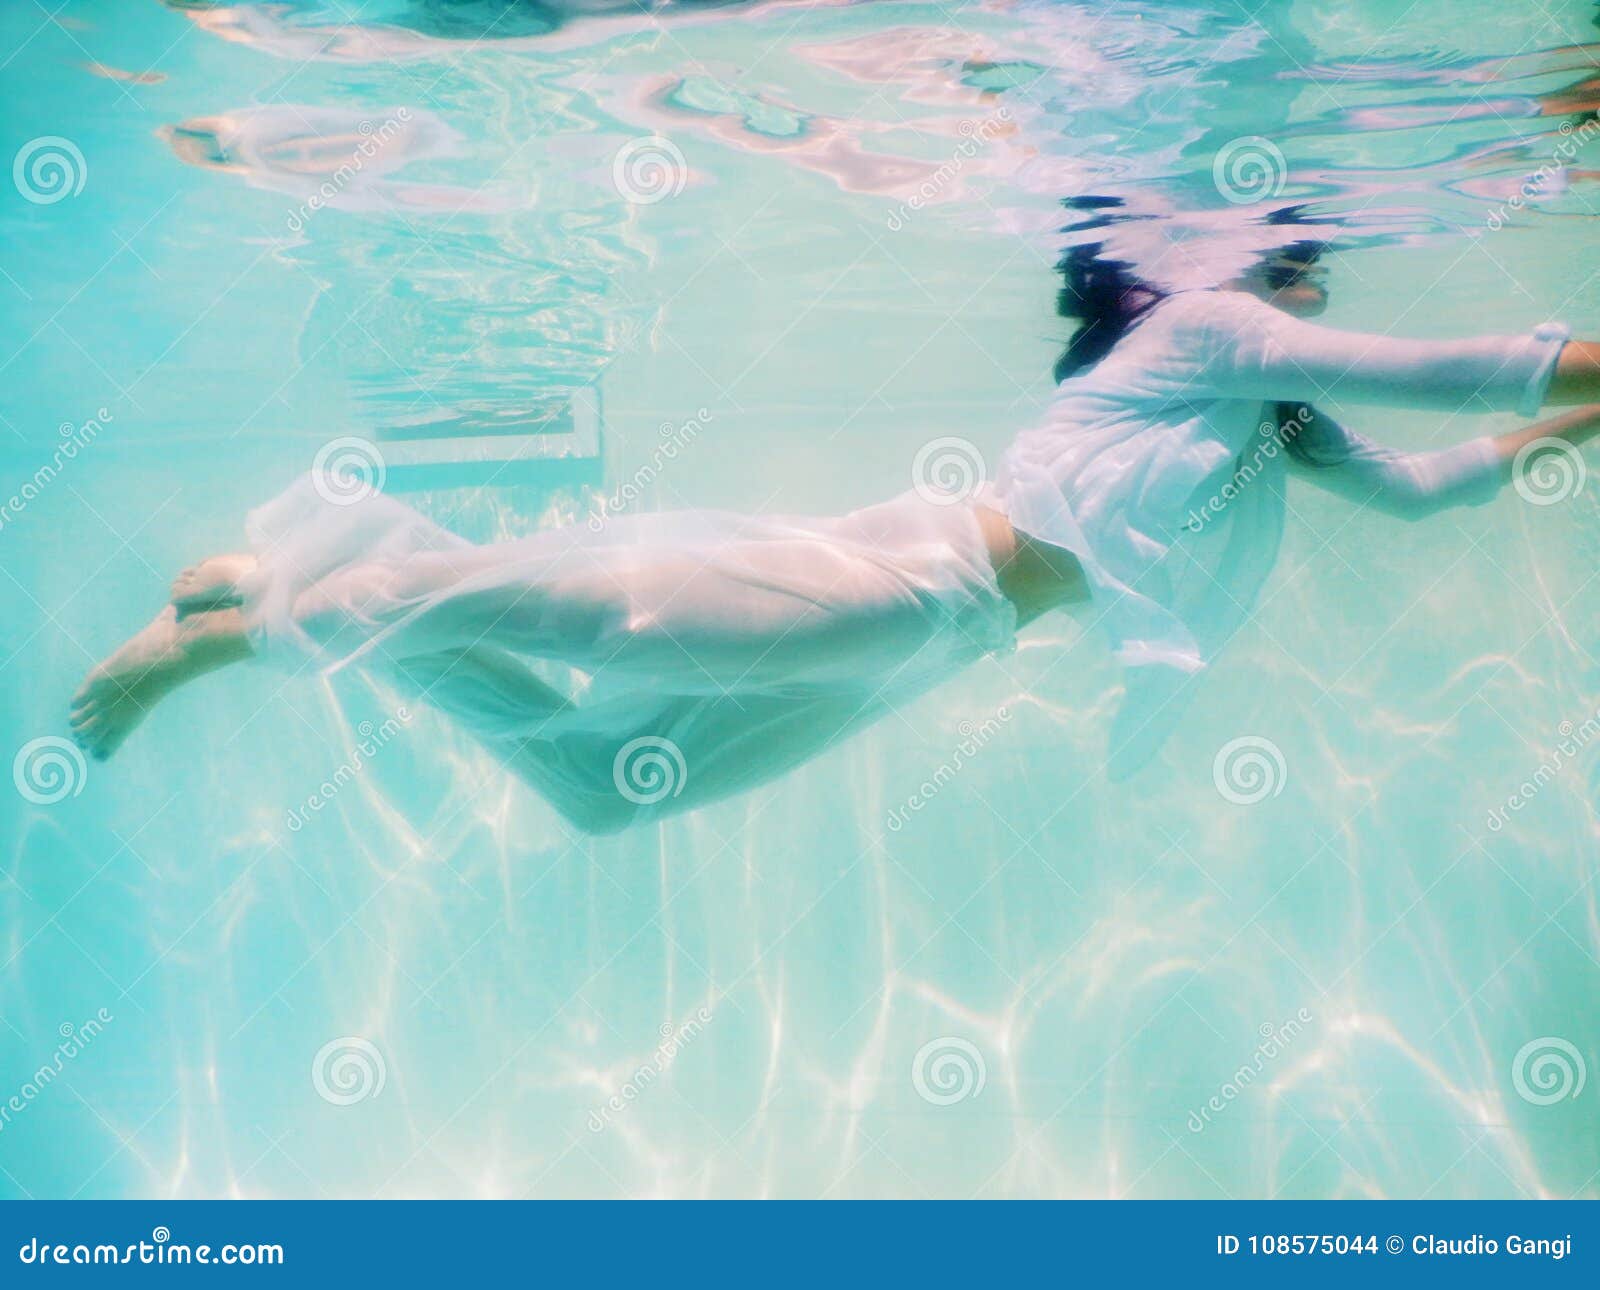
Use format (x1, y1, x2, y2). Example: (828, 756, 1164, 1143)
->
(1143, 290, 1287, 367)
(1106, 289, 1260, 364)
(1152, 288, 1267, 325)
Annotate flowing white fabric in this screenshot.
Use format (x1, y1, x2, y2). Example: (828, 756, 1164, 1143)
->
(238, 291, 1569, 815)
(238, 481, 1016, 833)
(983, 289, 1569, 776)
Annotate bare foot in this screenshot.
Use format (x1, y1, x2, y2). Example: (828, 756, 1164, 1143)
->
(69, 607, 250, 760)
(171, 552, 256, 619)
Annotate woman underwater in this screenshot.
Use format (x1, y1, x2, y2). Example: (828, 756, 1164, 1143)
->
(70, 230, 1600, 833)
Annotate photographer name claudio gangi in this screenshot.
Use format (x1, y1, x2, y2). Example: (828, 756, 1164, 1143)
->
(1411, 1233, 1571, 1260)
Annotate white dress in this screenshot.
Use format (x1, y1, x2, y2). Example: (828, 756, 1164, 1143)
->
(239, 290, 1570, 825)
(238, 484, 1016, 833)
(983, 289, 1570, 775)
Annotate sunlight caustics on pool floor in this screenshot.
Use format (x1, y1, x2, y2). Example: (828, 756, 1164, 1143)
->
(1, 0, 1598, 1198)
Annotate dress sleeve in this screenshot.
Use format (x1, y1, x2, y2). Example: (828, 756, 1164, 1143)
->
(1189, 291, 1569, 416)
(1284, 405, 1503, 521)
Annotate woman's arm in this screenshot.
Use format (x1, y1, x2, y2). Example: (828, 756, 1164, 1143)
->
(1546, 342, 1600, 405)
(1284, 403, 1600, 520)
(1484, 401, 1600, 463)
(1193, 291, 1572, 416)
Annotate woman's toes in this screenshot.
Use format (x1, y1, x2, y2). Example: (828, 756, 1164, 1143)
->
(94, 728, 131, 759)
(71, 685, 107, 716)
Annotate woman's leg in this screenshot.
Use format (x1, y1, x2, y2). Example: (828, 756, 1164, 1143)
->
(504, 684, 896, 835)
(350, 533, 963, 690)
(171, 552, 257, 618)
(391, 642, 892, 835)
(260, 487, 1024, 694)
(70, 601, 253, 759)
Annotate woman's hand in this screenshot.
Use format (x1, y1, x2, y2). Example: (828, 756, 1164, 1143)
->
(1492, 401, 1600, 464)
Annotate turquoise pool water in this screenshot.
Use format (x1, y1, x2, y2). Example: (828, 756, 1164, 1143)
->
(2, 0, 1598, 1198)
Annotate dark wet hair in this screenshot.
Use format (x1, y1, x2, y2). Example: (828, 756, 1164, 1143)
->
(1260, 204, 1334, 290)
(1259, 211, 1338, 466)
(1259, 237, 1330, 293)
(1052, 199, 1342, 468)
(1053, 241, 1170, 382)
(1052, 197, 1172, 382)
(1272, 401, 1349, 469)
(1049, 196, 1177, 379)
